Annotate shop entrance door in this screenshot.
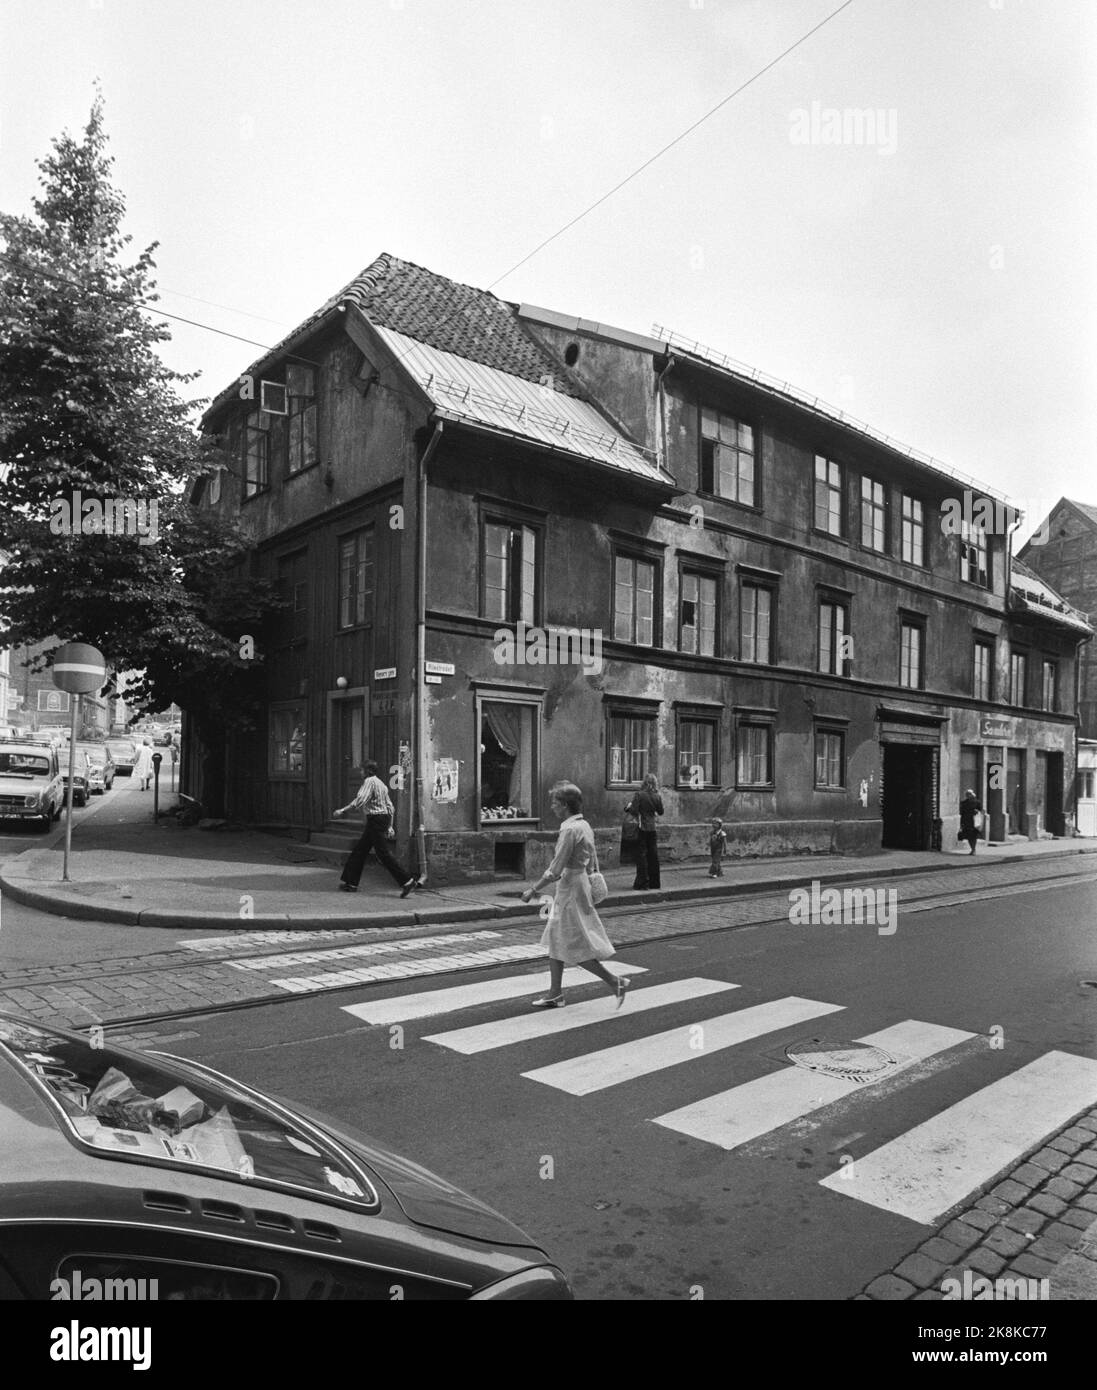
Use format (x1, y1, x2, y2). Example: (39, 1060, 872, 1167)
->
(333, 698, 366, 810)
(1042, 751, 1064, 836)
(1007, 748, 1026, 836)
(882, 743, 935, 850)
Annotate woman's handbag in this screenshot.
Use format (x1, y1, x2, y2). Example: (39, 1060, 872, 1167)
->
(588, 835, 609, 905)
(621, 803, 640, 842)
(973, 809, 985, 832)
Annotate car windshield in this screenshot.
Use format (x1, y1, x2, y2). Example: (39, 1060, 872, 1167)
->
(0, 1016, 377, 1211)
(0, 752, 49, 777)
(107, 743, 134, 756)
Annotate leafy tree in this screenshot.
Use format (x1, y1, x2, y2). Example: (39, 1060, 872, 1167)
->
(0, 98, 275, 726)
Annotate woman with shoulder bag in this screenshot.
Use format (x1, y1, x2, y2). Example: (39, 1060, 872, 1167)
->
(627, 772, 664, 890)
(959, 787, 984, 856)
(520, 781, 629, 1010)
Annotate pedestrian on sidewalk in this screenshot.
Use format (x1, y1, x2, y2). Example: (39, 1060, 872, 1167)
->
(707, 817, 727, 877)
(334, 760, 423, 898)
(521, 781, 630, 1010)
(959, 788, 983, 856)
(627, 772, 663, 890)
(132, 740, 154, 791)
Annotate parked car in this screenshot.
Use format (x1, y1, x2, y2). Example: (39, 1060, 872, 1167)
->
(0, 740, 65, 831)
(0, 1012, 572, 1301)
(106, 740, 138, 775)
(78, 744, 116, 794)
(60, 748, 95, 808)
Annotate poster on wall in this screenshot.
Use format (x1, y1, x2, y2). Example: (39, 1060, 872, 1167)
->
(431, 758, 459, 802)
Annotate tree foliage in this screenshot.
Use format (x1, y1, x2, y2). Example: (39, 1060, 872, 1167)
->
(0, 99, 276, 723)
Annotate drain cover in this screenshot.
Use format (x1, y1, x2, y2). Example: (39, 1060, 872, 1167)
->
(784, 1037, 900, 1084)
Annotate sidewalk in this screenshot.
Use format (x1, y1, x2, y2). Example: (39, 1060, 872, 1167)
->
(2, 782, 1094, 930)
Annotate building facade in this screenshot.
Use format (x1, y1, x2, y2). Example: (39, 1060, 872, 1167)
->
(190, 255, 1090, 880)
(6, 640, 111, 737)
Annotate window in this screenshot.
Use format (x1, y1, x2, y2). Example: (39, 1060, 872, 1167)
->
(483, 520, 537, 625)
(286, 365, 318, 475)
(899, 617, 924, 689)
(38, 690, 71, 713)
(1078, 770, 1095, 801)
(613, 553, 658, 647)
(814, 456, 844, 536)
(1042, 659, 1058, 712)
(973, 638, 993, 701)
(243, 410, 271, 498)
(608, 712, 655, 785)
(269, 703, 307, 778)
(338, 528, 374, 630)
(208, 468, 222, 505)
(1010, 650, 1027, 706)
(699, 409, 755, 506)
(901, 495, 925, 566)
(480, 701, 537, 819)
(960, 521, 989, 587)
(814, 728, 845, 789)
(740, 582, 773, 664)
(277, 551, 309, 644)
(860, 477, 888, 552)
(679, 571, 718, 656)
(736, 721, 773, 787)
(677, 715, 718, 788)
(818, 599, 850, 676)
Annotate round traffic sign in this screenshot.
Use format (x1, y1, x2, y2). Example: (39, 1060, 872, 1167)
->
(52, 642, 107, 694)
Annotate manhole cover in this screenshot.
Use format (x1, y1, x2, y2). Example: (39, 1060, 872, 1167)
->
(784, 1037, 900, 1084)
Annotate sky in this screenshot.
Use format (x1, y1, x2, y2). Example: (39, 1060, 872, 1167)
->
(1, 0, 1094, 546)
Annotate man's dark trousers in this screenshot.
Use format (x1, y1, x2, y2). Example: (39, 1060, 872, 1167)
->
(341, 814, 412, 888)
(633, 830, 661, 889)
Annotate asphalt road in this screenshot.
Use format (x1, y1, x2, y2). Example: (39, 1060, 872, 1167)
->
(145, 873, 1097, 1300)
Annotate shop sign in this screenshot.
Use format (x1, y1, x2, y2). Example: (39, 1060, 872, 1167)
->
(980, 718, 1012, 740)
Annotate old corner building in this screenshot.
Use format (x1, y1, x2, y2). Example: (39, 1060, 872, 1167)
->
(186, 254, 1093, 882)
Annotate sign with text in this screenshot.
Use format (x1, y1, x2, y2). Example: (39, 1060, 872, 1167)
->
(980, 718, 1013, 740)
(424, 661, 455, 676)
(373, 667, 397, 681)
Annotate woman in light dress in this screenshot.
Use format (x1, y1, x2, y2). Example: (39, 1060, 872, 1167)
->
(132, 739, 155, 791)
(521, 781, 630, 1009)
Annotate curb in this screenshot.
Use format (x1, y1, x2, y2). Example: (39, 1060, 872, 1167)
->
(1, 844, 1093, 931)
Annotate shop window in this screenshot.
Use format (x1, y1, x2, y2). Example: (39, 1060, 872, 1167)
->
(901, 494, 925, 566)
(973, 637, 993, 701)
(338, 528, 374, 630)
(482, 519, 538, 625)
(679, 570, 718, 656)
(899, 617, 924, 690)
(960, 521, 989, 587)
(243, 411, 271, 499)
(814, 727, 845, 790)
(1041, 659, 1058, 712)
(480, 702, 536, 820)
(699, 408, 755, 506)
(676, 715, 718, 788)
(740, 582, 774, 664)
(607, 712, 655, 785)
(736, 721, 773, 788)
(613, 553, 658, 647)
(814, 456, 844, 537)
(286, 365, 318, 475)
(1010, 650, 1028, 706)
(860, 477, 888, 552)
(269, 703, 307, 779)
(818, 600, 850, 676)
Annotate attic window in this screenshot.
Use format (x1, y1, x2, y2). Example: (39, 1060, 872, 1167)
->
(564, 343, 580, 367)
(286, 365, 318, 475)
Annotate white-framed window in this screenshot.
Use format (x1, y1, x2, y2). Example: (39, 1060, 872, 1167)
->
(613, 553, 658, 647)
(480, 699, 538, 820)
(269, 702, 307, 779)
(740, 582, 773, 664)
(338, 528, 374, 630)
(973, 638, 993, 701)
(901, 494, 925, 566)
(736, 721, 773, 788)
(899, 618, 924, 689)
(608, 711, 655, 785)
(814, 728, 845, 789)
(960, 521, 989, 587)
(860, 477, 888, 552)
(676, 714, 718, 788)
(814, 456, 843, 536)
(679, 571, 718, 656)
(483, 519, 538, 625)
(699, 409, 755, 506)
(818, 600, 850, 676)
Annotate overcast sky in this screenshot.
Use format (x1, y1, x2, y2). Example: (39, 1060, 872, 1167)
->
(2, 0, 1094, 545)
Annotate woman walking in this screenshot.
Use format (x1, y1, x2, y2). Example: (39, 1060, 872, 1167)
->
(521, 782, 630, 1010)
(132, 739, 154, 791)
(627, 771, 664, 890)
(959, 787, 983, 856)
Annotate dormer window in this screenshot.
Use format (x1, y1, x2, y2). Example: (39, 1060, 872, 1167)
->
(286, 365, 318, 475)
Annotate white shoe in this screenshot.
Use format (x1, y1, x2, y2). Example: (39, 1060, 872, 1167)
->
(530, 994, 566, 1009)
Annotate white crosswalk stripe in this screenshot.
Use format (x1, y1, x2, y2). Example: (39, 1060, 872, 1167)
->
(521, 996, 845, 1094)
(652, 1018, 975, 1152)
(818, 1049, 1097, 1223)
(423, 978, 738, 1055)
(340, 963, 648, 1025)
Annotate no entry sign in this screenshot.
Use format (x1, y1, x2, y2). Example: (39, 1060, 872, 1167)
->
(52, 642, 107, 694)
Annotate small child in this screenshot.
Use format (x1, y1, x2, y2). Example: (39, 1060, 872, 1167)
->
(708, 817, 727, 877)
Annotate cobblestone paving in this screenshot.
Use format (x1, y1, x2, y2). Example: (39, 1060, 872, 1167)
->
(858, 1110, 1097, 1301)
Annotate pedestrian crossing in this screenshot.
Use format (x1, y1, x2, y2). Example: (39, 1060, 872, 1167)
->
(338, 970, 1097, 1226)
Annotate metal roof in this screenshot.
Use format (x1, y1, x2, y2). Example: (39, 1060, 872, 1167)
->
(1010, 557, 1093, 635)
(372, 326, 667, 485)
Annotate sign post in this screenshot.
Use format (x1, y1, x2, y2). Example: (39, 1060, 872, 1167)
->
(52, 643, 107, 882)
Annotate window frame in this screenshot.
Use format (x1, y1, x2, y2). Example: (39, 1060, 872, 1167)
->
(612, 548, 662, 649)
(900, 493, 926, 567)
(814, 456, 845, 538)
(677, 563, 721, 658)
(739, 579, 775, 665)
(480, 510, 543, 627)
(813, 723, 846, 791)
(1010, 648, 1028, 707)
(286, 364, 319, 477)
(337, 526, 375, 632)
(860, 475, 889, 553)
(735, 716, 775, 790)
(972, 636, 994, 702)
(1041, 658, 1058, 713)
(698, 406, 757, 508)
(606, 707, 658, 787)
(960, 520, 990, 588)
(242, 410, 271, 500)
(477, 691, 542, 825)
(898, 613, 926, 691)
(817, 596, 851, 677)
(675, 709, 720, 789)
(268, 701, 308, 781)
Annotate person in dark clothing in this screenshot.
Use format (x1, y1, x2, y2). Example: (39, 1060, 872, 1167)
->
(959, 787, 983, 855)
(334, 760, 422, 897)
(627, 772, 664, 890)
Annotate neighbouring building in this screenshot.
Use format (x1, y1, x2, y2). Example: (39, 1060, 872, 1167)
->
(1018, 498, 1097, 739)
(187, 254, 1092, 881)
(6, 640, 111, 737)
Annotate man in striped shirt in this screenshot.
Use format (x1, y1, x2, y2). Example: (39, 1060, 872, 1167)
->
(334, 760, 422, 898)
